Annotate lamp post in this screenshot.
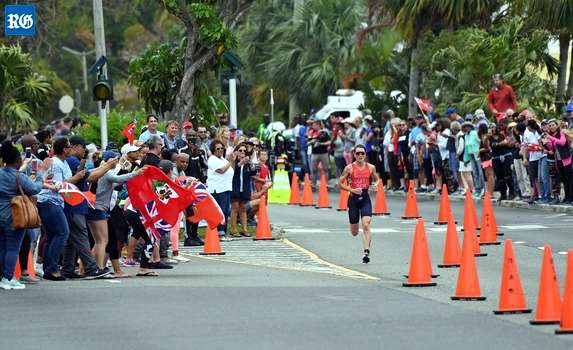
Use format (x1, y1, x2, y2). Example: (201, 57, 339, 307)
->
(61, 46, 94, 93)
(93, 0, 108, 149)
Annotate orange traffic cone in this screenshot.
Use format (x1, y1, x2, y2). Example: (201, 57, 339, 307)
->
(530, 245, 561, 325)
(403, 219, 437, 287)
(288, 172, 300, 205)
(200, 226, 226, 255)
(402, 181, 421, 219)
(315, 172, 331, 209)
(254, 196, 275, 240)
(337, 180, 349, 211)
(451, 228, 486, 301)
(13, 259, 21, 279)
(27, 251, 36, 279)
(480, 191, 503, 237)
(438, 215, 461, 268)
(462, 191, 481, 231)
(493, 240, 532, 314)
(300, 174, 314, 206)
(372, 180, 390, 216)
(479, 198, 501, 246)
(464, 205, 487, 257)
(434, 184, 454, 225)
(556, 250, 573, 334)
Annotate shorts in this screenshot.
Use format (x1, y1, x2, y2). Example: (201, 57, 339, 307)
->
(347, 192, 372, 224)
(86, 208, 109, 221)
(481, 159, 493, 168)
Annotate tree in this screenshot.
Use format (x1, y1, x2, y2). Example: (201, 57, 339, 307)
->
(162, 0, 255, 121)
(0, 45, 52, 135)
(366, 0, 502, 116)
(128, 40, 185, 117)
(259, 0, 365, 113)
(523, 0, 573, 109)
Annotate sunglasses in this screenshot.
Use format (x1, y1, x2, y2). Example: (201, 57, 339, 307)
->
(238, 149, 246, 153)
(215, 147, 224, 151)
(355, 152, 365, 156)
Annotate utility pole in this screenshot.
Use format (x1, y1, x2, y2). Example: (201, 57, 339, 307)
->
(289, 0, 305, 122)
(62, 47, 94, 93)
(93, 0, 108, 149)
(229, 77, 237, 127)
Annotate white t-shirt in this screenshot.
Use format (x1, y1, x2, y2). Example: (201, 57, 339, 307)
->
(523, 129, 543, 161)
(437, 129, 450, 160)
(207, 155, 234, 193)
(383, 130, 394, 153)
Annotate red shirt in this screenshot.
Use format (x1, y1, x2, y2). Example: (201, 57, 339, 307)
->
(487, 84, 517, 121)
(349, 163, 371, 190)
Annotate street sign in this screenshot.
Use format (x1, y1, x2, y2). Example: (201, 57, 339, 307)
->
(58, 95, 74, 114)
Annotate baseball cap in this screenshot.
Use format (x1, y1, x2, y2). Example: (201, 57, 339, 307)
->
(445, 107, 457, 116)
(229, 124, 237, 130)
(182, 121, 194, 129)
(121, 143, 141, 155)
(69, 135, 87, 146)
(102, 150, 120, 161)
(566, 103, 573, 113)
(464, 114, 474, 121)
(475, 109, 486, 119)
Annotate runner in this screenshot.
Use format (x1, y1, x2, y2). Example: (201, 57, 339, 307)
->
(339, 144, 379, 264)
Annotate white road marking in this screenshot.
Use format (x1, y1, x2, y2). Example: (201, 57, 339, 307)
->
(428, 226, 463, 232)
(499, 225, 548, 230)
(370, 228, 399, 233)
(513, 241, 526, 244)
(547, 213, 568, 219)
(558, 251, 568, 255)
(283, 228, 330, 233)
(537, 246, 545, 250)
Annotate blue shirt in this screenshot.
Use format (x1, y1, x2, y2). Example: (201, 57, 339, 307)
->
(410, 126, 422, 146)
(0, 167, 44, 223)
(299, 125, 308, 149)
(37, 156, 72, 207)
(65, 156, 89, 215)
(138, 129, 164, 143)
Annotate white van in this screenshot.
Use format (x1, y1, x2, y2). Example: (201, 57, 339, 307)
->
(314, 89, 365, 120)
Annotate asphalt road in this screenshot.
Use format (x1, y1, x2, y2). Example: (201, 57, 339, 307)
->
(0, 191, 572, 349)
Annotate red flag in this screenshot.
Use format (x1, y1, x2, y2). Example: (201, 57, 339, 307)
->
(126, 166, 197, 228)
(58, 182, 96, 208)
(122, 122, 136, 145)
(415, 97, 433, 113)
(176, 176, 225, 228)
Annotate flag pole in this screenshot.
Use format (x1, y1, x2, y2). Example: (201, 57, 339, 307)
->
(270, 88, 275, 123)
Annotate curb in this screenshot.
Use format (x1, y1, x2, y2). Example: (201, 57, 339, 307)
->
(326, 184, 573, 214)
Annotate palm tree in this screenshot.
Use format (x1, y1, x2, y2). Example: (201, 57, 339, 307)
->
(0, 45, 52, 136)
(523, 0, 573, 108)
(261, 0, 365, 113)
(365, 0, 502, 116)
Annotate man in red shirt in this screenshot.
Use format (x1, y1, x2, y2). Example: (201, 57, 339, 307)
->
(487, 73, 517, 122)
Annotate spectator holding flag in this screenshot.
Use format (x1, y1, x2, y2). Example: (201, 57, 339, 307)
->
(487, 73, 517, 122)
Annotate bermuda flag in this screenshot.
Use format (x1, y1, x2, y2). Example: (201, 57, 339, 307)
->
(176, 176, 225, 228)
(127, 166, 198, 244)
(414, 97, 433, 113)
(57, 182, 96, 208)
(122, 121, 136, 144)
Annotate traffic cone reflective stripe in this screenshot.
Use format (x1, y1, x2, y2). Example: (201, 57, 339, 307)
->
(556, 250, 573, 334)
(200, 226, 226, 255)
(315, 172, 331, 209)
(337, 180, 349, 211)
(254, 196, 275, 240)
(451, 228, 486, 300)
(372, 180, 390, 216)
(435, 184, 452, 224)
(402, 181, 421, 219)
(493, 240, 532, 314)
(300, 174, 314, 206)
(403, 219, 437, 287)
(289, 172, 300, 205)
(530, 245, 561, 325)
(438, 215, 461, 268)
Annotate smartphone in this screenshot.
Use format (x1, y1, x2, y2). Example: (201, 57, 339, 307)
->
(25, 147, 32, 158)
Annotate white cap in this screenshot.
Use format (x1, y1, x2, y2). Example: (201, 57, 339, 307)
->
(342, 117, 355, 124)
(121, 143, 141, 155)
(475, 109, 486, 119)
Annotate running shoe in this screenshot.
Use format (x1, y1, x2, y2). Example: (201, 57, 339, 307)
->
(0, 278, 25, 290)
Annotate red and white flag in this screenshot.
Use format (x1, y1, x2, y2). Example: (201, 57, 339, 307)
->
(122, 121, 136, 145)
(414, 97, 433, 113)
(58, 182, 96, 208)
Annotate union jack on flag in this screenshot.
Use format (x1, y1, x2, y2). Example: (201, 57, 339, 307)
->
(176, 176, 208, 202)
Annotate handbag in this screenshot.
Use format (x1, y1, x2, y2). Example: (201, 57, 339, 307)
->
(11, 171, 42, 229)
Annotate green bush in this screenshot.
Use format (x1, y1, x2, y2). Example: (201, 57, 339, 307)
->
(77, 110, 152, 147)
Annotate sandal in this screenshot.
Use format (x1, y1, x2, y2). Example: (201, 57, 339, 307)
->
(229, 231, 242, 238)
(240, 231, 252, 237)
(136, 271, 159, 277)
